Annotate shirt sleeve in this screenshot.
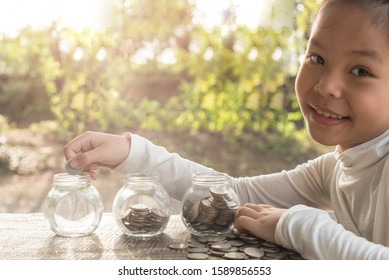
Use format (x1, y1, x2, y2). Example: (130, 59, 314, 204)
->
(114, 133, 214, 201)
(275, 205, 389, 259)
(115, 133, 334, 208)
(229, 154, 335, 209)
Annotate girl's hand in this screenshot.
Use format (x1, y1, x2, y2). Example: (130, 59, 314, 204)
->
(64, 131, 131, 179)
(235, 203, 286, 243)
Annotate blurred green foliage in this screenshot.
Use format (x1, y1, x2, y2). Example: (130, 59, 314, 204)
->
(0, 0, 321, 140)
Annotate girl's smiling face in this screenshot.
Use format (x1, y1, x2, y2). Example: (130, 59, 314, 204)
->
(295, 1, 389, 151)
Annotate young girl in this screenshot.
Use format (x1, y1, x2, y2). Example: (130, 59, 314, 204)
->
(64, 0, 389, 259)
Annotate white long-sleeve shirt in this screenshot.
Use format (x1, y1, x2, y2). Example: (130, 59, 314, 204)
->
(115, 130, 389, 259)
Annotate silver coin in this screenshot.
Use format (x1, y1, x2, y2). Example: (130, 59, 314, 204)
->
(171, 227, 303, 260)
(211, 243, 231, 251)
(188, 247, 209, 253)
(169, 242, 189, 250)
(223, 246, 239, 252)
(65, 158, 82, 175)
(206, 236, 226, 243)
(130, 204, 150, 212)
(239, 245, 253, 252)
(198, 235, 225, 243)
(121, 205, 167, 232)
(261, 246, 281, 253)
(210, 186, 229, 196)
(262, 252, 286, 260)
(239, 234, 258, 242)
(209, 250, 226, 257)
(261, 241, 279, 248)
(244, 247, 265, 258)
(188, 242, 206, 248)
(225, 232, 238, 240)
(187, 253, 209, 260)
(224, 252, 247, 260)
(182, 186, 239, 234)
(229, 240, 245, 247)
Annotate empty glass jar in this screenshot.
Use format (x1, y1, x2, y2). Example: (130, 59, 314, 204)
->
(181, 171, 240, 236)
(112, 173, 171, 237)
(43, 173, 103, 237)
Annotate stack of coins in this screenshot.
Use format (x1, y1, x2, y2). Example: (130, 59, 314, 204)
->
(182, 186, 238, 233)
(121, 204, 168, 233)
(168, 229, 304, 260)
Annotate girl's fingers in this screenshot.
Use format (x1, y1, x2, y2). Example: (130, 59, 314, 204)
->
(64, 132, 94, 160)
(81, 170, 97, 180)
(236, 206, 262, 219)
(244, 203, 272, 211)
(237, 203, 272, 218)
(234, 215, 255, 233)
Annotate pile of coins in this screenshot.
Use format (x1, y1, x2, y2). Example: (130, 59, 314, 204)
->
(182, 186, 239, 233)
(121, 204, 168, 233)
(168, 229, 304, 260)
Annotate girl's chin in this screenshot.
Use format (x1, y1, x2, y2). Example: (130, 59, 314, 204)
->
(306, 127, 340, 147)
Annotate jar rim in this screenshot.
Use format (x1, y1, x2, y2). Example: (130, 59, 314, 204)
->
(53, 173, 91, 184)
(124, 173, 159, 182)
(192, 171, 229, 182)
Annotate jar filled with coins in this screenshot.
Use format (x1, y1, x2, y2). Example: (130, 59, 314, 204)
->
(43, 173, 104, 237)
(112, 173, 171, 237)
(181, 172, 240, 236)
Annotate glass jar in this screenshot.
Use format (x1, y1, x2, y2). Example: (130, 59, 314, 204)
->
(112, 173, 171, 237)
(181, 171, 240, 236)
(43, 173, 103, 237)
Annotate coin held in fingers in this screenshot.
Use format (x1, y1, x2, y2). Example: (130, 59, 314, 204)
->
(65, 158, 82, 175)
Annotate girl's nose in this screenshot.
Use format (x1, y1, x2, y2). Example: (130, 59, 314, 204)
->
(314, 72, 343, 99)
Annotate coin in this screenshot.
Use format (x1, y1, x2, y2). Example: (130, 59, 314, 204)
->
(244, 247, 265, 258)
(188, 242, 206, 248)
(260, 246, 281, 253)
(209, 250, 226, 257)
(229, 240, 245, 247)
(187, 253, 209, 260)
(65, 158, 82, 175)
(130, 204, 150, 212)
(169, 242, 189, 250)
(261, 241, 279, 248)
(210, 186, 229, 196)
(198, 235, 225, 244)
(239, 233, 259, 242)
(223, 246, 239, 252)
(188, 247, 209, 253)
(224, 252, 247, 260)
(211, 243, 231, 251)
(262, 252, 285, 260)
(121, 204, 168, 233)
(169, 227, 304, 260)
(182, 187, 238, 234)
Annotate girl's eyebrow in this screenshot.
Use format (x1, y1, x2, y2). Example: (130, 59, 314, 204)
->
(308, 38, 383, 64)
(308, 38, 325, 50)
(349, 49, 382, 64)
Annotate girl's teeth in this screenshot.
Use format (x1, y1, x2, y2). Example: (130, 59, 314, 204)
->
(316, 109, 344, 120)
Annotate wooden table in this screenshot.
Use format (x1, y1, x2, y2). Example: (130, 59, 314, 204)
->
(0, 213, 192, 260)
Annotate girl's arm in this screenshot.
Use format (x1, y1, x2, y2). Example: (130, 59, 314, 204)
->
(116, 133, 333, 210)
(275, 205, 389, 259)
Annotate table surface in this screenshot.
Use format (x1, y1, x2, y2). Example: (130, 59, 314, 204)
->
(0, 213, 192, 260)
(0, 213, 304, 260)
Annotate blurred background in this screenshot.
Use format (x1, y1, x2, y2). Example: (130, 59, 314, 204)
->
(0, 0, 327, 213)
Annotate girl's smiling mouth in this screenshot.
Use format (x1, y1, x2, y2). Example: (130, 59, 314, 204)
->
(308, 104, 350, 125)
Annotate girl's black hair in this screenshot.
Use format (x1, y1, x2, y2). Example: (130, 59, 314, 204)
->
(316, 0, 389, 39)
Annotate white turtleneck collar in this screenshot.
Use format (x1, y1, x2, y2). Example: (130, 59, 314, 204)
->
(334, 129, 389, 172)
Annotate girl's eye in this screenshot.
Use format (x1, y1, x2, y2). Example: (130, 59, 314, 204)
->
(308, 54, 324, 65)
(351, 67, 372, 77)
